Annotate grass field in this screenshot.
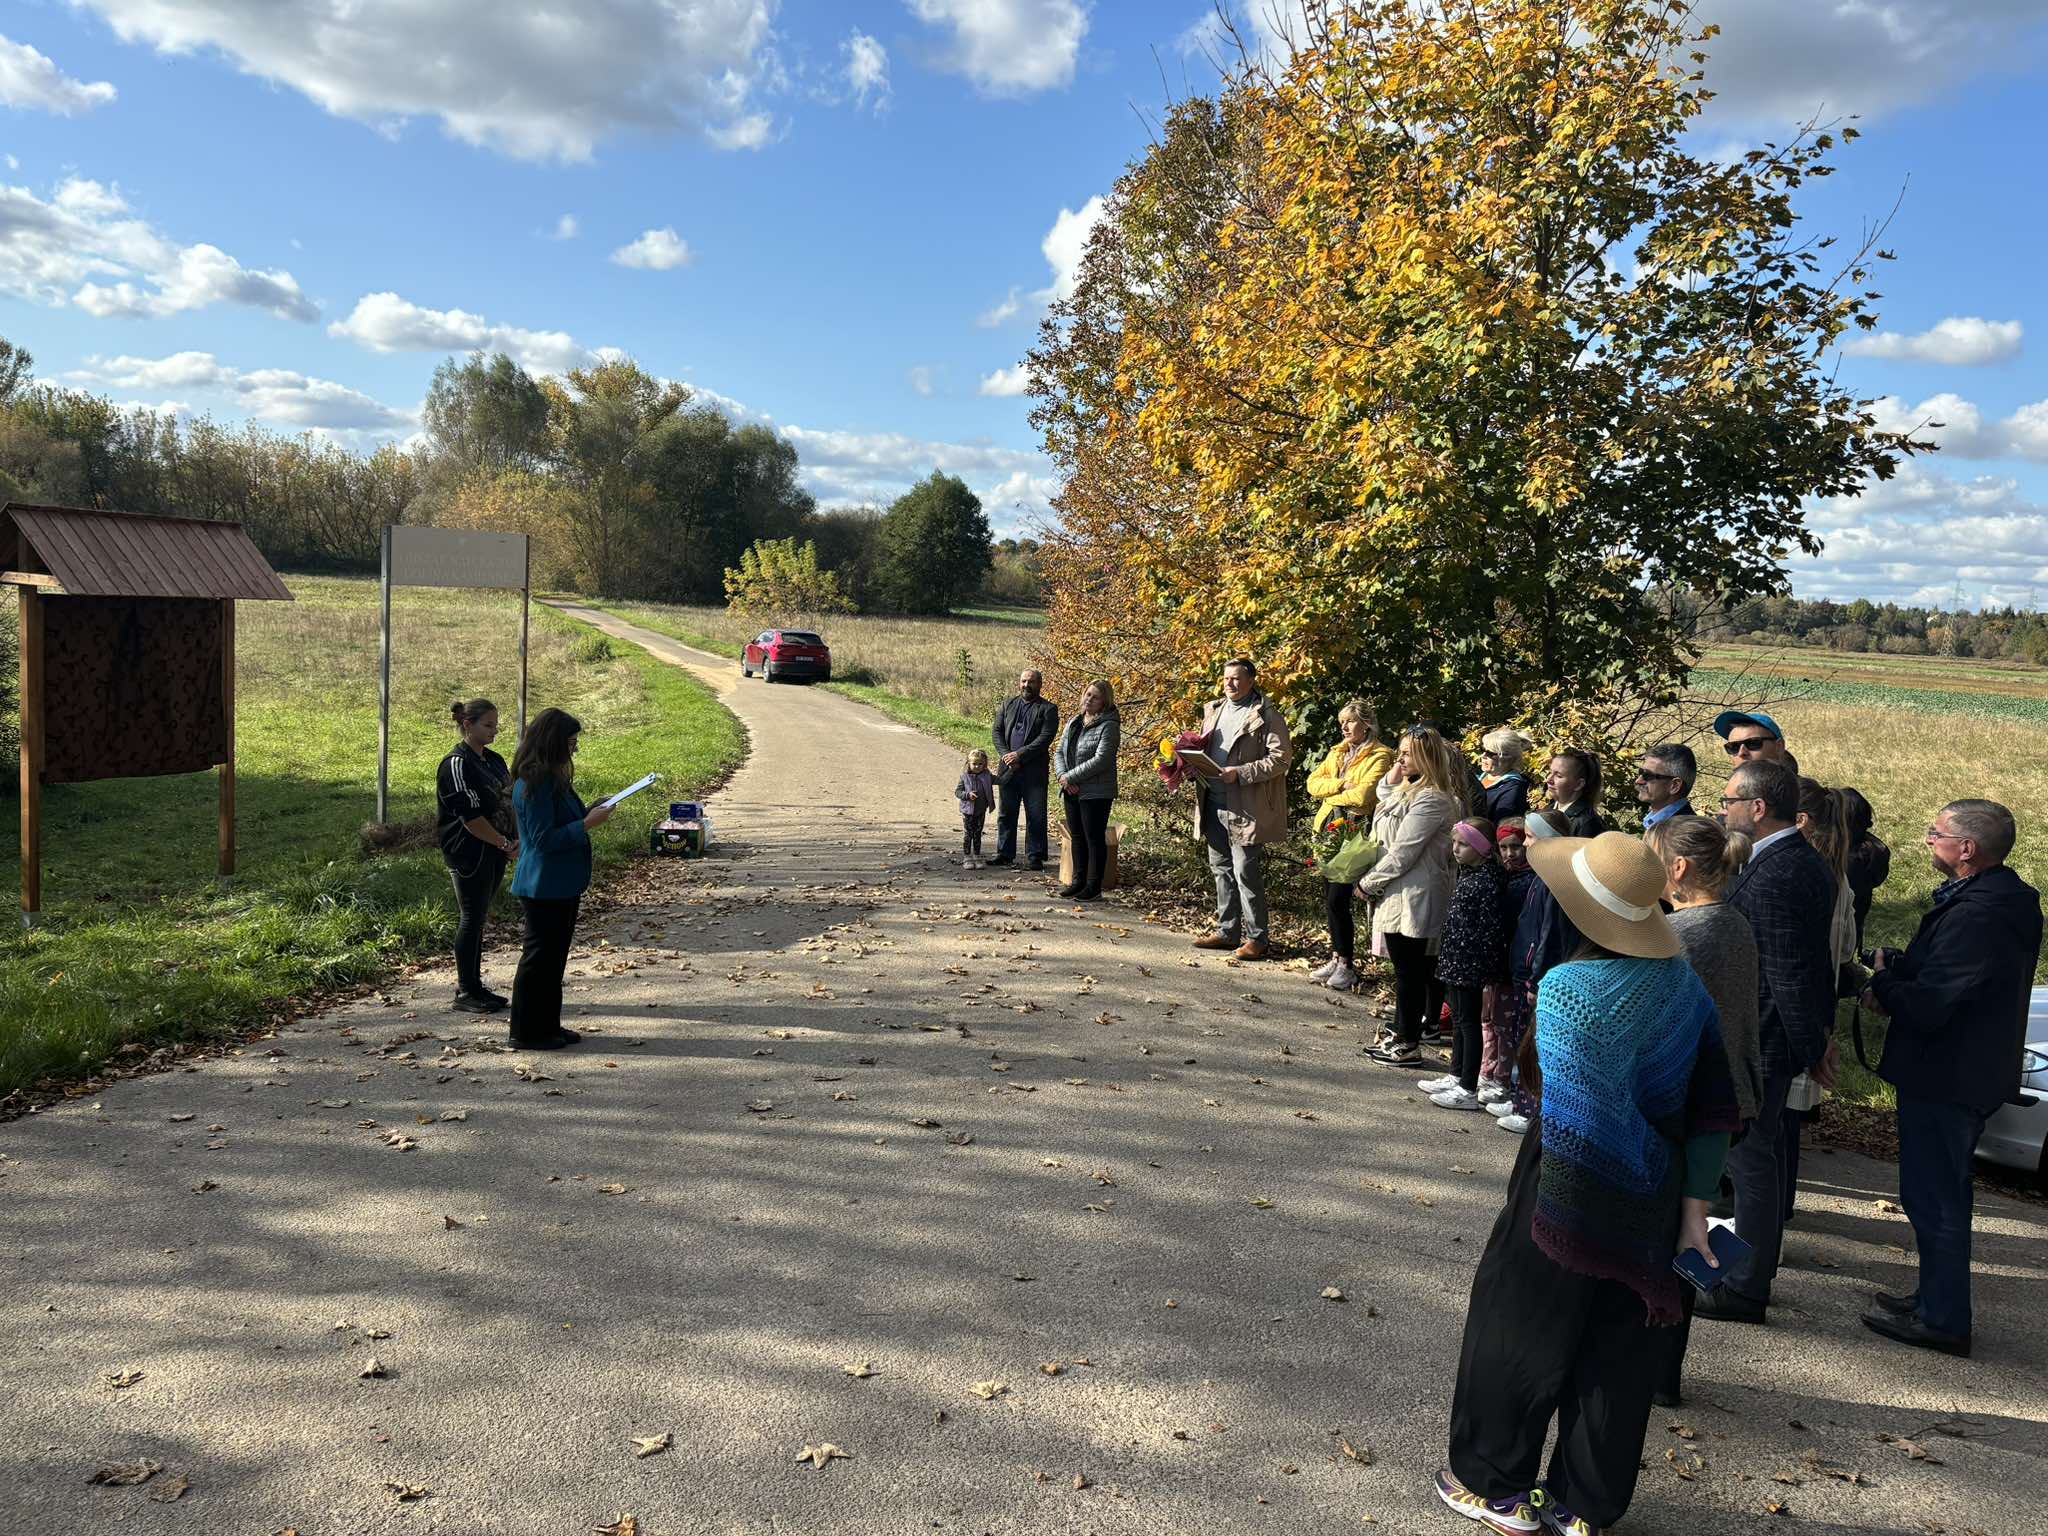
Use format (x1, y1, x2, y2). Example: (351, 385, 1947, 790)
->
(0, 576, 743, 1103)
(594, 601, 1047, 756)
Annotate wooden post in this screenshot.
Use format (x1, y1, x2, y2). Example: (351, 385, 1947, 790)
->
(219, 599, 236, 876)
(19, 585, 43, 926)
(376, 526, 392, 825)
(518, 537, 530, 746)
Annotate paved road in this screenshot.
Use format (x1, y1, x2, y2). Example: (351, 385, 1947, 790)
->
(3, 606, 2043, 1535)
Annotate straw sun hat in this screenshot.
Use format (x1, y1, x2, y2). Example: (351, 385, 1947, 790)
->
(1524, 831, 1681, 960)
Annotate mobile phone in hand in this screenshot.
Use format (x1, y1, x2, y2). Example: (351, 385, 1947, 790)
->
(1672, 1223, 1753, 1293)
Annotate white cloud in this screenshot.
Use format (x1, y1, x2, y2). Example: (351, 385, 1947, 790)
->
(552, 214, 579, 240)
(0, 175, 316, 321)
(1867, 392, 2048, 463)
(1034, 194, 1105, 304)
(611, 227, 693, 270)
(977, 286, 1021, 327)
(1790, 463, 2048, 607)
(844, 29, 890, 108)
(1848, 316, 2023, 367)
(907, 0, 1088, 94)
(328, 291, 609, 375)
(908, 365, 936, 397)
(978, 364, 1031, 397)
(0, 31, 117, 114)
(69, 351, 416, 433)
(73, 0, 782, 161)
(1690, 0, 2045, 127)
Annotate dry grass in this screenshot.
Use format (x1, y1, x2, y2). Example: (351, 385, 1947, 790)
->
(608, 602, 1047, 723)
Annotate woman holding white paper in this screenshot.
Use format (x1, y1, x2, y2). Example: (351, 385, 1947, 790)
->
(507, 708, 613, 1050)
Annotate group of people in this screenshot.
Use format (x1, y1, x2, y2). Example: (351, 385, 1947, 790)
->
(436, 663, 2042, 1536)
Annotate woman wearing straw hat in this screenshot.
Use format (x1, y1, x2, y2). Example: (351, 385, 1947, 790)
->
(1433, 832, 1742, 1536)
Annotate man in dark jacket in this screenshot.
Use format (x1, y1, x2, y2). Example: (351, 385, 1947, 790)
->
(989, 669, 1059, 870)
(1699, 759, 1839, 1324)
(1860, 799, 2043, 1355)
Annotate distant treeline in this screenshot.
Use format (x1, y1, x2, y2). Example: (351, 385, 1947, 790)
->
(1702, 594, 2048, 665)
(0, 337, 1042, 613)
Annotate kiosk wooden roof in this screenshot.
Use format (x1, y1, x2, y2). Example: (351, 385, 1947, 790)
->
(1, 503, 293, 600)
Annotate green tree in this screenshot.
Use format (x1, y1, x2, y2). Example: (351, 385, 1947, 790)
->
(875, 471, 993, 614)
(723, 536, 854, 616)
(1030, 0, 1921, 760)
(0, 336, 34, 407)
(422, 351, 551, 475)
(544, 359, 690, 595)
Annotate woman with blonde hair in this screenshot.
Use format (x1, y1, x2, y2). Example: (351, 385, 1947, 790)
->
(1305, 699, 1396, 991)
(1361, 724, 1465, 1070)
(1478, 727, 1534, 824)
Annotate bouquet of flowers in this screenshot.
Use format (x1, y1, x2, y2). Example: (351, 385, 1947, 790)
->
(1154, 730, 1211, 792)
(1308, 810, 1378, 884)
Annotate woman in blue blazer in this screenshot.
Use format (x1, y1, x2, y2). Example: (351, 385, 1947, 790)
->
(507, 708, 613, 1048)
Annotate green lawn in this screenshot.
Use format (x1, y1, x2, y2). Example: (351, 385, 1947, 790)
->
(0, 576, 743, 1103)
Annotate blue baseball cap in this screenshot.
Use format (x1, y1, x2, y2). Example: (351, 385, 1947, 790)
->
(1712, 710, 1782, 741)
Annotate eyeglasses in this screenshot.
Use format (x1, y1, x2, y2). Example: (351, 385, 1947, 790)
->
(1635, 769, 1678, 782)
(1722, 737, 1773, 757)
(1718, 793, 1757, 807)
(1479, 749, 1498, 760)
(1926, 825, 1964, 844)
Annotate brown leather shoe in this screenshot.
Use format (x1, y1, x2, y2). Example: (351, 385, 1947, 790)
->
(1192, 932, 1237, 950)
(1234, 941, 1271, 961)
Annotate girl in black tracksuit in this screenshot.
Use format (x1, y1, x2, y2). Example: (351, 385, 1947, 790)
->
(437, 698, 517, 1011)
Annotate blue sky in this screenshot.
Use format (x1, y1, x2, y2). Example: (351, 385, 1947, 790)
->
(2, 1, 2045, 607)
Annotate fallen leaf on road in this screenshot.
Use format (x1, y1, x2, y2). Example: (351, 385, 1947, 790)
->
(439, 1110, 468, 1122)
(971, 1380, 1008, 1400)
(1039, 1362, 1064, 1376)
(1321, 1287, 1346, 1301)
(441, 1215, 464, 1230)
(909, 1117, 942, 1128)
(168, 1113, 195, 1123)
(384, 1481, 429, 1501)
(359, 1358, 388, 1378)
(844, 1361, 875, 1379)
(631, 1432, 671, 1459)
(599, 1184, 630, 1195)
(795, 1443, 850, 1469)
(1072, 1472, 1090, 1489)
(89, 1459, 162, 1486)
(1250, 1197, 1274, 1209)
(149, 1473, 190, 1502)
(594, 1519, 640, 1536)
(745, 1100, 776, 1113)
(105, 1370, 144, 1389)
(1341, 1439, 1374, 1466)
(190, 1180, 218, 1193)
(833, 1090, 856, 1101)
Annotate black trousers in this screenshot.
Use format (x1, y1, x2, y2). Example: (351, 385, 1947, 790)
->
(1446, 983, 1484, 1091)
(508, 896, 580, 1043)
(1450, 1123, 1669, 1527)
(961, 809, 986, 856)
(1324, 881, 1355, 964)
(996, 775, 1049, 864)
(1062, 792, 1114, 893)
(1385, 933, 1445, 1045)
(447, 853, 506, 996)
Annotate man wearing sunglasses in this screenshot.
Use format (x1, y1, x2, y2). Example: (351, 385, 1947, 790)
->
(1635, 742, 1697, 829)
(1713, 710, 1801, 777)
(1858, 800, 2042, 1356)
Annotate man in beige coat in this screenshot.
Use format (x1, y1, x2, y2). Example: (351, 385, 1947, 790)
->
(1189, 658, 1293, 959)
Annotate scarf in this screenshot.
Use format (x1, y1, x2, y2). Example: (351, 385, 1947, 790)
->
(1531, 956, 1741, 1324)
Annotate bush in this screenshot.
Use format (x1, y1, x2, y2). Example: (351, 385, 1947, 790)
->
(572, 633, 616, 664)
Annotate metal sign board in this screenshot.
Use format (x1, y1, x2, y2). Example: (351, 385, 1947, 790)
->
(389, 526, 529, 590)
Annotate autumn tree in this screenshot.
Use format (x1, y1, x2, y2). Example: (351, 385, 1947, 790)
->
(875, 471, 994, 614)
(1030, 0, 1920, 770)
(723, 536, 853, 616)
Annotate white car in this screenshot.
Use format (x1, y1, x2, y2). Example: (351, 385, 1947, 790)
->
(1976, 986, 2048, 1182)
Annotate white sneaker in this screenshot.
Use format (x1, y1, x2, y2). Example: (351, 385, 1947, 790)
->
(1416, 1074, 1458, 1095)
(1496, 1112, 1531, 1134)
(962, 857, 977, 869)
(1484, 1098, 1517, 1118)
(1477, 1079, 1508, 1104)
(1308, 957, 1339, 982)
(1325, 961, 1359, 991)
(1431, 1086, 1482, 1111)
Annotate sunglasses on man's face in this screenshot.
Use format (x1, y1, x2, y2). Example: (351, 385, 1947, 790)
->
(1723, 737, 1773, 756)
(1635, 769, 1678, 782)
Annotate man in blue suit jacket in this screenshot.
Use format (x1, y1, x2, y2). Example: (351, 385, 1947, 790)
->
(1697, 759, 1838, 1324)
(1860, 800, 2042, 1355)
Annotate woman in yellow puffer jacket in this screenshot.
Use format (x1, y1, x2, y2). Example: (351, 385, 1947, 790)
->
(1306, 700, 1396, 991)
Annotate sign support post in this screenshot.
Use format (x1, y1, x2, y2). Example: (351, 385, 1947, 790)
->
(377, 525, 393, 826)
(519, 537, 531, 743)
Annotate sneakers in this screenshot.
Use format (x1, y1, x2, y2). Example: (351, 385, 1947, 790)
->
(1431, 1086, 1483, 1111)
(1530, 1485, 1598, 1535)
(1434, 1468, 1540, 1534)
(962, 856, 978, 869)
(1308, 956, 1340, 982)
(1366, 1043, 1426, 1069)
(1325, 960, 1359, 990)
(1477, 1078, 1509, 1104)
(1484, 1098, 1517, 1117)
(1496, 1111, 1531, 1134)
(1416, 1073, 1459, 1094)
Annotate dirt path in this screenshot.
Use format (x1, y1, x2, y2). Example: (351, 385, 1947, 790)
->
(2, 608, 2043, 1535)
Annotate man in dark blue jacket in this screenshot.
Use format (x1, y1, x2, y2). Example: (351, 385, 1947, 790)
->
(1860, 799, 2043, 1355)
(989, 669, 1059, 871)
(1698, 759, 1839, 1324)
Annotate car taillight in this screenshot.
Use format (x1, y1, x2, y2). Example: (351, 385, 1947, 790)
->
(769, 644, 788, 658)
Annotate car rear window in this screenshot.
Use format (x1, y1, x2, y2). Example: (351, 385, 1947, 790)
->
(779, 632, 825, 647)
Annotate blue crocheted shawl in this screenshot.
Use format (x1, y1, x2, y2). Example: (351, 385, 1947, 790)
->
(1532, 956, 1742, 1324)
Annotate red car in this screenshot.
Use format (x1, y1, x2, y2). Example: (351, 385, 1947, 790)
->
(741, 628, 832, 684)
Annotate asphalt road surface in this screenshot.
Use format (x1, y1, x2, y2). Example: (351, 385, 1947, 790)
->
(2, 605, 2042, 1535)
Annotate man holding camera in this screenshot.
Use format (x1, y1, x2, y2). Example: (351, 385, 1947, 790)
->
(1859, 800, 2042, 1356)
